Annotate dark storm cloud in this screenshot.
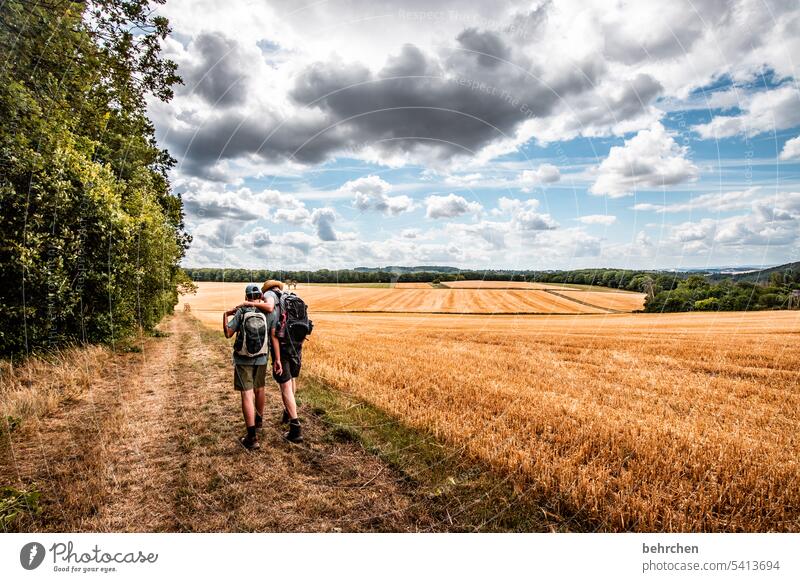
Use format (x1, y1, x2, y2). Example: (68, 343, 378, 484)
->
(182, 32, 249, 107)
(455, 28, 511, 68)
(183, 193, 260, 220)
(167, 21, 659, 178)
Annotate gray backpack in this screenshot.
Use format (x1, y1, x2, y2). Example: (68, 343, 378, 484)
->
(234, 309, 269, 357)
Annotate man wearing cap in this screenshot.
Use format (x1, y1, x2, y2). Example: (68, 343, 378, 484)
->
(223, 284, 273, 450)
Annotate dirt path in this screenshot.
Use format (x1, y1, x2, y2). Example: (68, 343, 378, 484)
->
(1, 313, 434, 532)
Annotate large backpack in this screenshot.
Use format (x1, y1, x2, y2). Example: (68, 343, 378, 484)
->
(234, 308, 269, 357)
(275, 290, 313, 347)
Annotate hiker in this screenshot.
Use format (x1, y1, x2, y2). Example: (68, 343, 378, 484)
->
(223, 284, 272, 451)
(237, 279, 312, 444)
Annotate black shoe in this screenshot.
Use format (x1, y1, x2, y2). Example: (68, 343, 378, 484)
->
(239, 434, 260, 451)
(280, 409, 290, 424)
(284, 419, 303, 444)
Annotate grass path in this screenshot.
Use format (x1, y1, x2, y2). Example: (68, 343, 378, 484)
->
(0, 313, 446, 532)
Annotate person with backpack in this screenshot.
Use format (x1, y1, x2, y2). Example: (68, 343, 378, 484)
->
(223, 284, 272, 451)
(237, 279, 313, 444)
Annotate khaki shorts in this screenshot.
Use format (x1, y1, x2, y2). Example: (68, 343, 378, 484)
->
(233, 364, 268, 391)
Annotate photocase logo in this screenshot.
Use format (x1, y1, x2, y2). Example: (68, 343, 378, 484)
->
(20, 542, 46, 570)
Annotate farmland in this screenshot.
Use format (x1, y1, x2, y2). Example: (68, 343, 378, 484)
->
(180, 282, 800, 531)
(185, 281, 644, 315)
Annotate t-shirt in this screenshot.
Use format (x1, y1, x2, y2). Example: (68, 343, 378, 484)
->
(227, 307, 268, 366)
(263, 290, 280, 331)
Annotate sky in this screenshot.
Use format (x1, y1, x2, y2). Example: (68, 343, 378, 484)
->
(147, 0, 800, 271)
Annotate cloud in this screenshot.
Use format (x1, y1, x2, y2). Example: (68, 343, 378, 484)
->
(310, 207, 338, 241)
(341, 175, 416, 215)
(578, 214, 617, 225)
(491, 196, 539, 216)
(518, 164, 560, 191)
(238, 226, 273, 248)
(590, 123, 699, 197)
(181, 32, 251, 107)
(693, 86, 800, 139)
(425, 193, 483, 219)
(514, 208, 558, 231)
(780, 135, 800, 161)
(182, 186, 266, 221)
(632, 188, 760, 213)
(668, 193, 800, 249)
(448, 220, 508, 249)
(401, 228, 420, 238)
(280, 231, 317, 254)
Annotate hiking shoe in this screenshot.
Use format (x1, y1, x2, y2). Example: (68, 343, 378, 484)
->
(239, 434, 260, 451)
(284, 419, 303, 444)
(280, 409, 290, 424)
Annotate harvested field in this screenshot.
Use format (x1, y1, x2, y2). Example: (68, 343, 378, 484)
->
(551, 290, 646, 312)
(181, 282, 800, 531)
(394, 282, 434, 288)
(441, 280, 576, 290)
(181, 282, 615, 315)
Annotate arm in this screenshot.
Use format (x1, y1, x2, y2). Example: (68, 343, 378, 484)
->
(236, 298, 274, 313)
(223, 308, 237, 338)
(270, 327, 282, 375)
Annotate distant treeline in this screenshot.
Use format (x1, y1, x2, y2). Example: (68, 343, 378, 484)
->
(185, 265, 800, 313)
(184, 267, 680, 290)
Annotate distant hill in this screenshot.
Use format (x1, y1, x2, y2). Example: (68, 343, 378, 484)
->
(708, 261, 800, 283)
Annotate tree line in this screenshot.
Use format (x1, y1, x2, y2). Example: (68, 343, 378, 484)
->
(1, 1, 189, 356)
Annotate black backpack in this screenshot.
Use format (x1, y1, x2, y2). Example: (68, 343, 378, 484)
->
(233, 307, 269, 357)
(275, 290, 313, 347)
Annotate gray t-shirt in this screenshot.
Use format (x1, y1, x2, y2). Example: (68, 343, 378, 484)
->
(263, 290, 280, 332)
(227, 307, 268, 366)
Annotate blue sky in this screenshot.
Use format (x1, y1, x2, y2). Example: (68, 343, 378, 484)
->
(148, 0, 800, 270)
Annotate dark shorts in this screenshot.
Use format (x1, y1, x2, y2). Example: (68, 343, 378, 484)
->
(233, 364, 267, 391)
(272, 343, 302, 384)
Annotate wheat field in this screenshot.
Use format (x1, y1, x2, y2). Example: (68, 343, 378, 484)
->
(186, 282, 641, 315)
(181, 282, 800, 531)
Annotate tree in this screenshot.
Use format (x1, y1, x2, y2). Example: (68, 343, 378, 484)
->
(0, 0, 186, 355)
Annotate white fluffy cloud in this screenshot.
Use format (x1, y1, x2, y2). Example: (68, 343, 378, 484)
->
(341, 175, 416, 215)
(693, 86, 800, 139)
(668, 192, 800, 250)
(578, 214, 617, 225)
(632, 188, 760, 214)
(518, 164, 560, 191)
(780, 135, 800, 161)
(425, 193, 483, 219)
(590, 123, 699, 197)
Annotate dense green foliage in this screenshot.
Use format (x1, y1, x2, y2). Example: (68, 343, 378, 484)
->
(1, 1, 189, 355)
(645, 269, 800, 312)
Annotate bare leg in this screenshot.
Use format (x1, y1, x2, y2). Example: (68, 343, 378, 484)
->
(280, 381, 298, 419)
(241, 389, 255, 427)
(254, 387, 265, 418)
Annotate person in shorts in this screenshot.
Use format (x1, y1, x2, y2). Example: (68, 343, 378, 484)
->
(238, 279, 304, 444)
(223, 284, 272, 450)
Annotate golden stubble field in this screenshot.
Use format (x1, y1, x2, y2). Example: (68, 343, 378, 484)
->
(181, 282, 800, 531)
